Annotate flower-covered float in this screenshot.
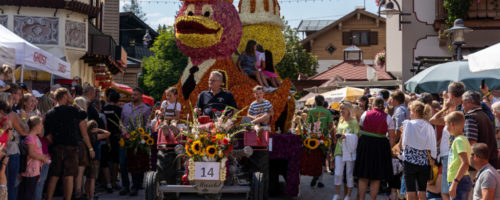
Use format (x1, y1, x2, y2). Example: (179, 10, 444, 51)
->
(146, 105, 268, 200)
(168, 0, 295, 132)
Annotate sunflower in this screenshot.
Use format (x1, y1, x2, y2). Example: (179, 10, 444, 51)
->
(131, 131, 138, 137)
(303, 138, 310, 147)
(191, 141, 202, 155)
(205, 145, 217, 158)
(185, 145, 193, 157)
(308, 138, 320, 150)
(141, 135, 150, 142)
(119, 138, 125, 147)
(146, 138, 155, 146)
(138, 128, 145, 135)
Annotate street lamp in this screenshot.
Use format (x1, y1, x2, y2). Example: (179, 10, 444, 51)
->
(444, 18, 473, 61)
(378, 0, 411, 31)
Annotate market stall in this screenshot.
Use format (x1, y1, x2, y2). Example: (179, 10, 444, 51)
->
(0, 25, 71, 81)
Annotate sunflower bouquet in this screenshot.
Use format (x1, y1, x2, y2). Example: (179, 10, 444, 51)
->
(119, 127, 155, 154)
(181, 105, 250, 162)
(299, 119, 331, 154)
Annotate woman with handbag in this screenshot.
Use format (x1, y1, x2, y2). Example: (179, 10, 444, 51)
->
(401, 101, 437, 200)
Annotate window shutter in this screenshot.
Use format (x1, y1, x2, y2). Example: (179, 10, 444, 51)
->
(370, 31, 378, 45)
(342, 32, 351, 45)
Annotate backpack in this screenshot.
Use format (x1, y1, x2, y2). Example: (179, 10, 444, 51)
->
(19, 136, 28, 173)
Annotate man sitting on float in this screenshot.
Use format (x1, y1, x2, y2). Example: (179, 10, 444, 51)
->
(194, 71, 238, 118)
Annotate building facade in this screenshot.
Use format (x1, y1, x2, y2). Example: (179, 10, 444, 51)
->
(385, 0, 500, 82)
(300, 8, 386, 73)
(0, 0, 124, 89)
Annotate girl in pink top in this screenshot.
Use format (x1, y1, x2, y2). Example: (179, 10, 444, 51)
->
(18, 116, 49, 200)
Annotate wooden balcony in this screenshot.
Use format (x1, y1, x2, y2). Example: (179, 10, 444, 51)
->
(435, 0, 500, 30)
(0, 0, 100, 17)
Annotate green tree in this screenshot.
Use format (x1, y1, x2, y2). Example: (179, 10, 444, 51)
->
(276, 20, 318, 80)
(123, 0, 147, 21)
(139, 26, 187, 101)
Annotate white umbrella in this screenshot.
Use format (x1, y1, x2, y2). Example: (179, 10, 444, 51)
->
(468, 43, 500, 72)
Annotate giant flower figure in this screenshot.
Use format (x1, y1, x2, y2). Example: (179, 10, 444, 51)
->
(237, 0, 285, 66)
(174, 0, 294, 131)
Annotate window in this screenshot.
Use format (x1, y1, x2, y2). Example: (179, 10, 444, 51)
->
(342, 31, 378, 46)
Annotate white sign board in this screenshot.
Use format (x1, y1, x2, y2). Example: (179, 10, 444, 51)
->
(193, 162, 220, 181)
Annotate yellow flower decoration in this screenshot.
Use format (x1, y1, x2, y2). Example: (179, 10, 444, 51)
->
(216, 134, 224, 140)
(185, 145, 193, 157)
(308, 138, 320, 150)
(130, 136, 136, 141)
(138, 128, 145, 135)
(141, 135, 150, 142)
(205, 145, 217, 158)
(303, 138, 310, 147)
(131, 131, 138, 137)
(324, 139, 331, 147)
(146, 138, 155, 146)
(119, 138, 125, 147)
(191, 141, 202, 155)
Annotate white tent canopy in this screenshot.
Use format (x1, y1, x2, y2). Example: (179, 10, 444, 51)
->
(0, 25, 70, 79)
(468, 43, 500, 72)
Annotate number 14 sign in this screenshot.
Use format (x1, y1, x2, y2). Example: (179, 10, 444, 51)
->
(193, 162, 221, 181)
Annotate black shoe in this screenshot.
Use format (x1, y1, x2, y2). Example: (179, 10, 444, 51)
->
(129, 188, 138, 196)
(119, 188, 129, 196)
(113, 185, 122, 190)
(106, 186, 113, 193)
(317, 182, 324, 188)
(310, 177, 318, 187)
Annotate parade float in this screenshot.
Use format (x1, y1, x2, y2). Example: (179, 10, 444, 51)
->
(145, 0, 298, 197)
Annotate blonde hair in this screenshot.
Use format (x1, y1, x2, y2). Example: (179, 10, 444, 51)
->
(27, 116, 42, 131)
(444, 111, 465, 125)
(74, 97, 87, 111)
(339, 101, 355, 123)
(409, 101, 432, 121)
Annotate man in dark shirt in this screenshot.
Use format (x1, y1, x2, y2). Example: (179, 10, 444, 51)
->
(83, 85, 104, 129)
(45, 87, 94, 200)
(195, 71, 237, 117)
(103, 91, 122, 190)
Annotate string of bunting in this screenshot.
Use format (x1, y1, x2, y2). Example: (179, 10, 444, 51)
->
(120, 0, 339, 4)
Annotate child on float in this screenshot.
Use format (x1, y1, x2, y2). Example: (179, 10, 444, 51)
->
(237, 40, 271, 90)
(160, 87, 181, 124)
(255, 45, 278, 91)
(332, 101, 360, 200)
(247, 86, 274, 137)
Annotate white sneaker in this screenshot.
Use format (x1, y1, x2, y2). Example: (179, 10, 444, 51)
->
(344, 196, 350, 200)
(332, 195, 339, 200)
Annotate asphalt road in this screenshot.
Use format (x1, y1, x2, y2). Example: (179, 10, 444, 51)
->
(55, 173, 387, 200)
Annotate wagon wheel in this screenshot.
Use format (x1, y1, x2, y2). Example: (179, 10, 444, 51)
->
(157, 149, 180, 200)
(145, 171, 163, 200)
(250, 172, 265, 200)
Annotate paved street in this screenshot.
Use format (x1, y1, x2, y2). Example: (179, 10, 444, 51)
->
(54, 173, 386, 200)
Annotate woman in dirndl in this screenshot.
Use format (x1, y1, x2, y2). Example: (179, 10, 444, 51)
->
(354, 97, 395, 200)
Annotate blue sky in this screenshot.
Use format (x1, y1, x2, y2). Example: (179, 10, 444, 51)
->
(120, 0, 379, 29)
